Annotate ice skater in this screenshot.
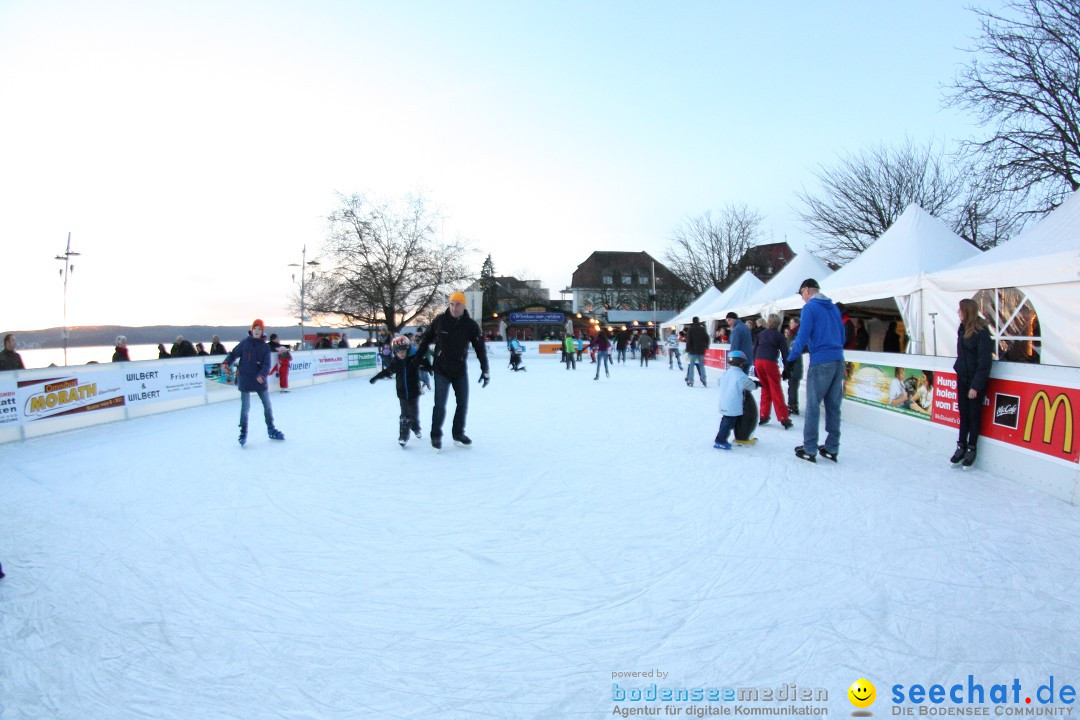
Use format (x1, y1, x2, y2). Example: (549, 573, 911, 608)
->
(787, 279, 844, 463)
(666, 330, 683, 370)
(222, 319, 285, 447)
(415, 291, 490, 449)
(714, 351, 756, 450)
(370, 336, 425, 447)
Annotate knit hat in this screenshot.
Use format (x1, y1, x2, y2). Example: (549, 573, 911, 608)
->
(449, 291, 466, 304)
(251, 319, 265, 331)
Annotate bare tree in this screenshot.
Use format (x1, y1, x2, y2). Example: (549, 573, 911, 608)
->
(948, 0, 1080, 213)
(946, 163, 1027, 249)
(795, 140, 963, 264)
(303, 192, 474, 333)
(795, 139, 1024, 263)
(664, 205, 764, 294)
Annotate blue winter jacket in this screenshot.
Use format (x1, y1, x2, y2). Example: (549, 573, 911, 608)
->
(728, 320, 753, 361)
(224, 334, 272, 392)
(718, 365, 756, 417)
(787, 295, 845, 366)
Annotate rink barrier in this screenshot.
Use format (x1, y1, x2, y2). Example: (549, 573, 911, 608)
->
(0, 348, 380, 444)
(3, 343, 1077, 504)
(786, 350, 1080, 506)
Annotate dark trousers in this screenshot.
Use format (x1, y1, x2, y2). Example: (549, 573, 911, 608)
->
(398, 396, 420, 440)
(957, 380, 986, 446)
(431, 371, 469, 439)
(715, 415, 739, 444)
(239, 389, 274, 433)
(787, 360, 803, 411)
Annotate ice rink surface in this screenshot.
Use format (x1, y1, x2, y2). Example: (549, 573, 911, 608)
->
(2, 352, 1078, 719)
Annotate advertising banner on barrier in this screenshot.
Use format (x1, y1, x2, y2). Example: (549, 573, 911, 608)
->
(347, 349, 378, 370)
(122, 361, 205, 406)
(17, 370, 125, 423)
(0, 375, 18, 427)
(973, 377, 1078, 464)
(704, 347, 727, 369)
(843, 362, 934, 420)
(313, 351, 349, 376)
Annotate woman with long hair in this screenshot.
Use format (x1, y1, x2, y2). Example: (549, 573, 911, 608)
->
(952, 298, 994, 468)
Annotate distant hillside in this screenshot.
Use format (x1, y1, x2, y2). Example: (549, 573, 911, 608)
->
(9, 325, 295, 349)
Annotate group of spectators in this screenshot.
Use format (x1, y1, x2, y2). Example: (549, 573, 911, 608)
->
(142, 335, 229, 362)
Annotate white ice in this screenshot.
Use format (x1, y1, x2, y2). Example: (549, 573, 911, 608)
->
(2, 352, 1078, 719)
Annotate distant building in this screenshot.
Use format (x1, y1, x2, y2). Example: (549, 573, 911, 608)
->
(464, 275, 550, 323)
(734, 241, 796, 283)
(567, 251, 693, 314)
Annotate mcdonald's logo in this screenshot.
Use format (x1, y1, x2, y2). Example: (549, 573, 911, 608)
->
(1023, 391, 1074, 454)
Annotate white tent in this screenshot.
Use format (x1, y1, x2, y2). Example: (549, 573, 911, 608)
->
(774, 205, 981, 354)
(923, 191, 1080, 365)
(667, 286, 724, 329)
(698, 271, 765, 323)
(727, 251, 835, 320)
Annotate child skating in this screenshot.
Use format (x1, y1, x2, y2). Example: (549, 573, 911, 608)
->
(222, 319, 285, 447)
(714, 350, 756, 450)
(369, 336, 425, 447)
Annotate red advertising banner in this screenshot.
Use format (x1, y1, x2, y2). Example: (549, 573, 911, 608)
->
(932, 372, 1079, 464)
(704, 348, 727, 369)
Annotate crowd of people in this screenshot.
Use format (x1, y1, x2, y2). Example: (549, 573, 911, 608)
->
(2, 285, 995, 471)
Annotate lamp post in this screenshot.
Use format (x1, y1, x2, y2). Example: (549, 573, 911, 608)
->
(288, 245, 319, 350)
(54, 232, 81, 367)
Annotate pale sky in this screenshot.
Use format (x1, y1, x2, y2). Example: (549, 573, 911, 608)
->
(0, 0, 1003, 331)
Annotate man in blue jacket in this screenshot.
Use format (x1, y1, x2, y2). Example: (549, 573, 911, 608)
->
(726, 312, 753, 363)
(223, 319, 285, 447)
(787, 279, 845, 463)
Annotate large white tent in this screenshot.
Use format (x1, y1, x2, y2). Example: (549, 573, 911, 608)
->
(774, 204, 981, 353)
(667, 285, 724, 329)
(923, 191, 1080, 365)
(698, 271, 764, 324)
(727, 251, 835, 320)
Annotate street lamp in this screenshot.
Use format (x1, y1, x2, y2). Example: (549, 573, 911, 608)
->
(288, 245, 319, 350)
(54, 232, 81, 367)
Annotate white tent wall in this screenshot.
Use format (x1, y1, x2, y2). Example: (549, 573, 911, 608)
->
(922, 281, 1080, 366)
(698, 271, 764, 330)
(727, 252, 835, 321)
(667, 286, 724, 329)
(921, 191, 1080, 367)
(772, 205, 980, 353)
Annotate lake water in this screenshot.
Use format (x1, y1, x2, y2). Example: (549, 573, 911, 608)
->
(14, 340, 301, 369)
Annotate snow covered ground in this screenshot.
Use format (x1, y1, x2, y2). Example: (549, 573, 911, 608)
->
(1, 353, 1078, 719)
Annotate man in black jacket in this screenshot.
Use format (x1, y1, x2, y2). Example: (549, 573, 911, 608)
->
(417, 292, 490, 449)
(684, 317, 710, 387)
(0, 334, 25, 371)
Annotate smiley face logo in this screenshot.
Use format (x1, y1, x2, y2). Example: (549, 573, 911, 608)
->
(848, 678, 876, 708)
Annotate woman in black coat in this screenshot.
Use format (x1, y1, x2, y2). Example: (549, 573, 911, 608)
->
(951, 298, 994, 468)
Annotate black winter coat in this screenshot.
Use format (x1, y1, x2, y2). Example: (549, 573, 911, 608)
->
(418, 309, 489, 379)
(685, 323, 710, 355)
(370, 352, 424, 399)
(953, 324, 994, 392)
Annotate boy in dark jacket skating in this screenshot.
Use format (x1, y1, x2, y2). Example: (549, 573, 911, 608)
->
(370, 336, 425, 447)
(222, 319, 284, 447)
